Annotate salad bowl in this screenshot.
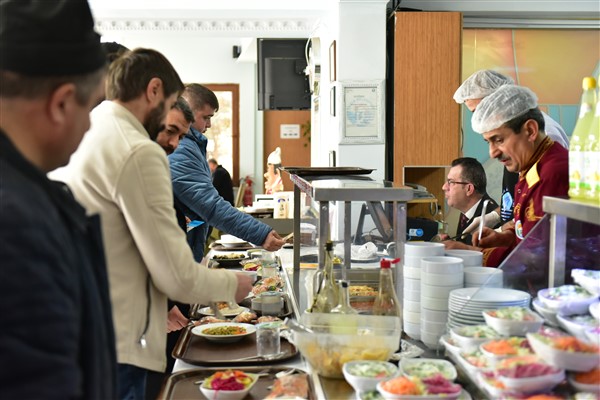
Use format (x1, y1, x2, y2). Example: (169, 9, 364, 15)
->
(342, 360, 398, 393)
(400, 358, 457, 381)
(537, 285, 597, 316)
(450, 325, 502, 352)
(526, 332, 600, 371)
(199, 370, 258, 400)
(556, 313, 598, 340)
(482, 307, 544, 336)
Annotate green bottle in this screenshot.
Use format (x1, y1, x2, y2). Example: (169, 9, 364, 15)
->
(569, 77, 597, 200)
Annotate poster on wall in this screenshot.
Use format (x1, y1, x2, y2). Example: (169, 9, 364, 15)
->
(339, 80, 385, 144)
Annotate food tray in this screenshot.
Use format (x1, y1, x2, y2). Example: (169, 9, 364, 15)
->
(172, 325, 299, 366)
(280, 166, 374, 176)
(157, 367, 316, 400)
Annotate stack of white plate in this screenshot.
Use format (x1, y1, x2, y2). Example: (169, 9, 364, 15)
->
(420, 256, 464, 349)
(403, 242, 445, 340)
(448, 287, 531, 329)
(463, 267, 503, 288)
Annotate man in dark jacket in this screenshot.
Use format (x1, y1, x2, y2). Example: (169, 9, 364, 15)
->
(0, 1, 117, 399)
(208, 158, 235, 206)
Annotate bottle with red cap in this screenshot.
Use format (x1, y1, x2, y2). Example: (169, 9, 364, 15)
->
(372, 258, 402, 318)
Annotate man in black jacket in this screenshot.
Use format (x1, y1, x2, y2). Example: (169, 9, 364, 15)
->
(0, 1, 117, 398)
(208, 158, 235, 206)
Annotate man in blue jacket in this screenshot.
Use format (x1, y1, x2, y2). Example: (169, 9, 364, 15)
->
(0, 0, 116, 398)
(170, 84, 285, 260)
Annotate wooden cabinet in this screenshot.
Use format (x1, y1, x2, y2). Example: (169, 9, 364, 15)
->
(393, 12, 462, 218)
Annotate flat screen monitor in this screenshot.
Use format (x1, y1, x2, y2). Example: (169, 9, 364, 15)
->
(257, 38, 311, 110)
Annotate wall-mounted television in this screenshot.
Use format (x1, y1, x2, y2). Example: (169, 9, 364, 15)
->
(257, 38, 311, 110)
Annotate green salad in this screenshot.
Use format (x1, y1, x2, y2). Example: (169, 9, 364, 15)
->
(457, 325, 499, 338)
(543, 285, 593, 300)
(402, 360, 455, 380)
(485, 306, 537, 321)
(346, 362, 395, 378)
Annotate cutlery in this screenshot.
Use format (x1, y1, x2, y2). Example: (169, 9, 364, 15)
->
(282, 232, 294, 241)
(209, 301, 226, 320)
(226, 352, 290, 362)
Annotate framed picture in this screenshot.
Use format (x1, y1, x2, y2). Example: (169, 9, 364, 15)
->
(339, 80, 385, 144)
(329, 40, 336, 82)
(330, 86, 336, 116)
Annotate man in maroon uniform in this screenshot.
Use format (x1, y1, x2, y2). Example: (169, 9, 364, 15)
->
(470, 85, 568, 267)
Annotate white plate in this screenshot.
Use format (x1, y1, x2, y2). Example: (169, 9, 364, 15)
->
(192, 322, 256, 343)
(449, 287, 531, 303)
(590, 301, 600, 320)
(199, 305, 249, 317)
(215, 240, 250, 248)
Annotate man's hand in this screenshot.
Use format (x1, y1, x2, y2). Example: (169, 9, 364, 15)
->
(472, 227, 515, 248)
(167, 305, 189, 333)
(443, 240, 479, 251)
(462, 210, 501, 235)
(261, 230, 285, 251)
(234, 272, 254, 302)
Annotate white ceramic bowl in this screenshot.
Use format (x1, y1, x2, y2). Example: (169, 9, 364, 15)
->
(479, 337, 534, 367)
(421, 296, 449, 311)
(404, 278, 421, 292)
(557, 313, 598, 340)
(404, 321, 421, 335)
(585, 326, 600, 345)
(571, 269, 600, 296)
(421, 283, 463, 300)
(421, 271, 464, 287)
(482, 308, 544, 336)
(450, 325, 502, 352)
(404, 255, 424, 268)
(440, 334, 461, 354)
(463, 267, 503, 285)
(404, 265, 421, 279)
(404, 242, 445, 257)
(569, 372, 600, 394)
(420, 330, 445, 350)
(377, 381, 461, 400)
(590, 301, 600, 320)
(400, 358, 457, 381)
(538, 285, 598, 316)
(404, 290, 420, 302)
(464, 282, 503, 289)
(343, 360, 398, 393)
(404, 299, 421, 313)
(498, 369, 565, 394)
(404, 310, 421, 324)
(526, 333, 600, 372)
(421, 308, 449, 323)
(421, 256, 464, 275)
(199, 372, 258, 400)
(444, 250, 483, 267)
(532, 297, 560, 327)
(420, 319, 447, 334)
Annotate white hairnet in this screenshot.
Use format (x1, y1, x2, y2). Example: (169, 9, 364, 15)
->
(267, 147, 282, 164)
(471, 85, 538, 134)
(453, 70, 514, 104)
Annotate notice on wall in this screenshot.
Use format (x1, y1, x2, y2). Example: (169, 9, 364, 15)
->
(280, 124, 300, 139)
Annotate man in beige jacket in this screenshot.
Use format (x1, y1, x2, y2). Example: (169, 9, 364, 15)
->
(53, 48, 253, 399)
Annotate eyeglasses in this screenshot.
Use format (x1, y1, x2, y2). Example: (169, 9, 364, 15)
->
(446, 179, 470, 186)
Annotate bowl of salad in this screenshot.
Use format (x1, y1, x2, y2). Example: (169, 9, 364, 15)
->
(400, 358, 457, 381)
(585, 326, 600, 345)
(376, 375, 462, 400)
(537, 285, 598, 316)
(526, 333, 600, 371)
(450, 325, 502, 352)
(571, 269, 600, 296)
(482, 307, 544, 336)
(480, 337, 534, 365)
(569, 368, 600, 394)
(532, 298, 560, 327)
(199, 369, 258, 400)
(495, 356, 565, 394)
(589, 301, 600, 321)
(343, 361, 398, 393)
(557, 313, 598, 340)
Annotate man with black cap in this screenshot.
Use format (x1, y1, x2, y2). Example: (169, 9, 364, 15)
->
(0, 0, 117, 399)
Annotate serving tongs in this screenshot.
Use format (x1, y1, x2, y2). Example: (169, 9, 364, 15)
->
(282, 317, 314, 335)
(209, 301, 226, 320)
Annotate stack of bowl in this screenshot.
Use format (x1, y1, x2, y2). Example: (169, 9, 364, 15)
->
(403, 242, 445, 340)
(420, 256, 464, 349)
(464, 267, 503, 288)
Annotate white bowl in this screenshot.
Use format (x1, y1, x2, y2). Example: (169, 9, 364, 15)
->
(404, 299, 421, 313)
(569, 372, 600, 394)
(590, 301, 600, 320)
(450, 325, 501, 352)
(343, 360, 398, 393)
(538, 285, 598, 316)
(421, 296, 449, 311)
(404, 290, 421, 302)
(421, 283, 463, 300)
(421, 271, 464, 287)
(440, 334, 461, 354)
(482, 307, 544, 336)
(498, 368, 565, 394)
(404, 326, 421, 341)
(404, 242, 445, 257)
(479, 337, 534, 366)
(377, 380, 460, 400)
(585, 326, 600, 346)
(526, 333, 600, 372)
(463, 267, 503, 285)
(421, 256, 464, 274)
(420, 331, 445, 350)
(557, 313, 598, 340)
(420, 320, 447, 335)
(400, 358, 457, 381)
(404, 278, 421, 292)
(404, 310, 421, 324)
(421, 308, 449, 323)
(404, 265, 422, 279)
(464, 282, 503, 289)
(404, 255, 423, 268)
(444, 250, 483, 266)
(199, 372, 258, 400)
(532, 297, 560, 327)
(404, 320, 421, 333)
(572, 269, 600, 296)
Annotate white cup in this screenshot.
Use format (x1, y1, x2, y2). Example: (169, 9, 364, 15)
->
(421, 256, 464, 274)
(256, 323, 281, 357)
(404, 242, 445, 257)
(445, 249, 483, 267)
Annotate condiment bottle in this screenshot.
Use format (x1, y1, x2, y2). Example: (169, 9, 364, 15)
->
(331, 280, 358, 314)
(372, 258, 401, 317)
(310, 240, 339, 313)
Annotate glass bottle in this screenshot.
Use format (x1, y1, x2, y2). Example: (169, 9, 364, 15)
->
(584, 86, 600, 203)
(331, 280, 358, 314)
(372, 258, 402, 318)
(310, 240, 339, 313)
(434, 205, 447, 235)
(569, 76, 597, 200)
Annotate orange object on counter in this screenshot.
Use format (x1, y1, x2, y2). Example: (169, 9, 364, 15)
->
(575, 367, 600, 384)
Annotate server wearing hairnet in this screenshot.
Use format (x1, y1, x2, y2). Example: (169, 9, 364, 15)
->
(469, 85, 568, 267)
(454, 70, 569, 233)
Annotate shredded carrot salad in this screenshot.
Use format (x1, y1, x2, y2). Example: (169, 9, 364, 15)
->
(575, 368, 600, 384)
(552, 336, 599, 353)
(380, 376, 423, 395)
